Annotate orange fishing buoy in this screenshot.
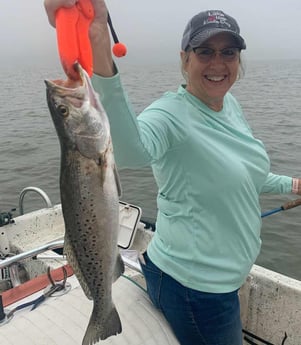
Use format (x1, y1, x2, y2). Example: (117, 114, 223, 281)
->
(55, 0, 94, 80)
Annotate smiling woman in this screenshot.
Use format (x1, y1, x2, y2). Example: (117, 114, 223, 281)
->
(179, 10, 246, 112)
(43, 2, 301, 345)
(181, 32, 242, 111)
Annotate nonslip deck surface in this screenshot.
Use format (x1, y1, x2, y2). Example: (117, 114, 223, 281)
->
(0, 275, 179, 345)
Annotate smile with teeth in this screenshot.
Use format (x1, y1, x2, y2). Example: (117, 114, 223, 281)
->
(205, 75, 226, 82)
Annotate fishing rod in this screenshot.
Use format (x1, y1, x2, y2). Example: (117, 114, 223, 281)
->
(261, 198, 301, 218)
(141, 198, 301, 231)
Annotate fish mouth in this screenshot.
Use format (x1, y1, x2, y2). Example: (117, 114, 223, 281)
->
(44, 63, 98, 107)
(44, 63, 86, 90)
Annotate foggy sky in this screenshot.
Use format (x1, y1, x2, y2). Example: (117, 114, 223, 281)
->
(1, 0, 301, 67)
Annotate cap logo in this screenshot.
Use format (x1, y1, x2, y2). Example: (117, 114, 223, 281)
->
(204, 11, 231, 29)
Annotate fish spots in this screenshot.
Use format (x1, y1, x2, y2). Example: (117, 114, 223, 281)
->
(84, 166, 93, 175)
(47, 66, 122, 341)
(97, 152, 109, 168)
(83, 161, 98, 175)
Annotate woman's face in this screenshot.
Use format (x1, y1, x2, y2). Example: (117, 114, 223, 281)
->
(181, 33, 241, 111)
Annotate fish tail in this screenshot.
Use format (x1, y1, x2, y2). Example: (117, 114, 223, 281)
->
(82, 306, 122, 345)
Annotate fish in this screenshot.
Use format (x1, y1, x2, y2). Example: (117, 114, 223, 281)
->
(45, 63, 124, 345)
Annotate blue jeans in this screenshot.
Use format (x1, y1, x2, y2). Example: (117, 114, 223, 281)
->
(140, 252, 243, 345)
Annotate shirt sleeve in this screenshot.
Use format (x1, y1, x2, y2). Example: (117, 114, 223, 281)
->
(92, 72, 186, 168)
(92, 72, 151, 168)
(261, 172, 292, 194)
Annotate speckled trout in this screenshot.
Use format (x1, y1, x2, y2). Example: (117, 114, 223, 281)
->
(45, 63, 124, 344)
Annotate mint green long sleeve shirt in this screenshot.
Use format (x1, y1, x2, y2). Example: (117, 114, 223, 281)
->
(92, 73, 292, 293)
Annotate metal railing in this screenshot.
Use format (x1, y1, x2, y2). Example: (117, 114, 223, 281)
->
(19, 187, 53, 215)
(0, 240, 64, 269)
(0, 239, 142, 273)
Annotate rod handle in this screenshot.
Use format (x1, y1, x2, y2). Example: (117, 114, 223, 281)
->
(282, 198, 301, 210)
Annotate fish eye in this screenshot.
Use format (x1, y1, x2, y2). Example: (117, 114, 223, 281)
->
(57, 105, 69, 117)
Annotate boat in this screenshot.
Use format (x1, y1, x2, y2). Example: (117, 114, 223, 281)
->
(0, 187, 300, 345)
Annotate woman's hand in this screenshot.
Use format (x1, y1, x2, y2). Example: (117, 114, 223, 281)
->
(89, 0, 115, 77)
(292, 177, 301, 195)
(44, 0, 78, 27)
(44, 0, 115, 77)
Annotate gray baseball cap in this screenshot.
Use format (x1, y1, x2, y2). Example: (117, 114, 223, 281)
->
(181, 10, 246, 51)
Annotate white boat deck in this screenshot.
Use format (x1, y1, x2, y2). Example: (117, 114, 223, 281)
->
(1, 202, 301, 344)
(0, 274, 179, 345)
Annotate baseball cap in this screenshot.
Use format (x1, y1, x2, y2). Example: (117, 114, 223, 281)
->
(181, 10, 246, 51)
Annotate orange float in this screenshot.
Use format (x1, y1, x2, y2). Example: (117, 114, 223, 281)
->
(55, 0, 94, 80)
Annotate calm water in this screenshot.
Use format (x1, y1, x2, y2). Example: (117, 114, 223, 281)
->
(0, 59, 300, 280)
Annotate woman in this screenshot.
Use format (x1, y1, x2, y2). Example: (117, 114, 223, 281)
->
(44, 1, 301, 344)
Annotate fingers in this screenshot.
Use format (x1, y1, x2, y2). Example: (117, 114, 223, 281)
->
(292, 177, 301, 195)
(90, 0, 108, 22)
(44, 0, 78, 27)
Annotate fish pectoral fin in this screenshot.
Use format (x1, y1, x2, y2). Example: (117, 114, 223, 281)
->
(113, 253, 125, 283)
(64, 234, 93, 300)
(114, 165, 122, 198)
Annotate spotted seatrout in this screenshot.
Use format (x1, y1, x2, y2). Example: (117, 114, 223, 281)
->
(45, 63, 124, 344)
